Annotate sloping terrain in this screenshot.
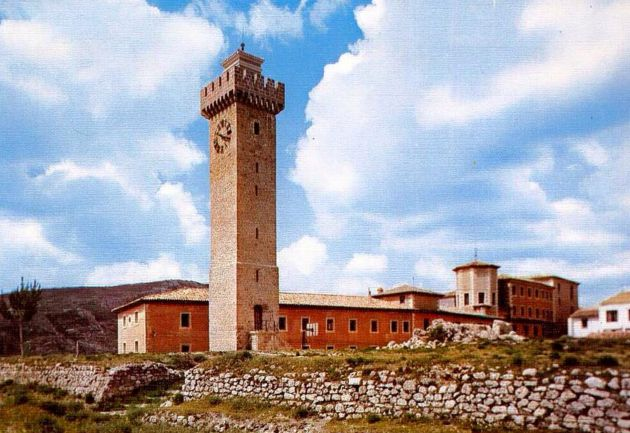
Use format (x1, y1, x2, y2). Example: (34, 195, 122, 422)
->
(0, 280, 206, 355)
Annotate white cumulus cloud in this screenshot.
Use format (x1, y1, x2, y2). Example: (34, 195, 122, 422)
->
(344, 253, 387, 274)
(85, 253, 204, 286)
(278, 235, 328, 276)
(0, 216, 79, 264)
(416, 0, 630, 126)
(157, 182, 208, 245)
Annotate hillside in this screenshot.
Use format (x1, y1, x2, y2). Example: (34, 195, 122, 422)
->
(0, 280, 206, 355)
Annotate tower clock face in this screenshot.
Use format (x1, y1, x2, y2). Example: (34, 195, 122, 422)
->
(213, 118, 232, 154)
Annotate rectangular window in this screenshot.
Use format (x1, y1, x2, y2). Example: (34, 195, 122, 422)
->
(255, 162, 259, 173)
(390, 320, 398, 333)
(181, 344, 190, 353)
(528, 288, 532, 297)
(536, 308, 540, 318)
(399, 295, 405, 304)
(370, 319, 378, 333)
(524, 325, 529, 336)
(402, 321, 410, 333)
(520, 307, 524, 316)
(349, 319, 357, 332)
(326, 317, 335, 332)
(423, 318, 430, 329)
(278, 316, 287, 331)
(606, 310, 618, 322)
(581, 318, 588, 328)
(134, 311, 138, 323)
(122, 342, 126, 353)
(464, 293, 469, 305)
(520, 287, 524, 296)
(511, 286, 516, 296)
(528, 307, 532, 318)
(326, 345, 334, 350)
(134, 340, 138, 353)
(180, 312, 191, 328)
(301, 317, 310, 331)
(478, 292, 485, 304)
(491, 293, 495, 305)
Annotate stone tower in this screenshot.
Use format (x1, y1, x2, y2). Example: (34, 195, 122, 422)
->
(201, 47, 285, 351)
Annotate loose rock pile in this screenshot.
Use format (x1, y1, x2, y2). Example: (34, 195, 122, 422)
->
(384, 319, 525, 350)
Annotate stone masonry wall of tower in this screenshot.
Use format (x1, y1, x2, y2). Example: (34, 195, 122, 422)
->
(201, 49, 285, 351)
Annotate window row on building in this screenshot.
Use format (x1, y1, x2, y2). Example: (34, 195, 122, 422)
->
(277, 316, 413, 334)
(511, 306, 552, 320)
(511, 285, 552, 300)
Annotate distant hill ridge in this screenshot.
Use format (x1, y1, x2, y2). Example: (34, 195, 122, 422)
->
(0, 280, 206, 355)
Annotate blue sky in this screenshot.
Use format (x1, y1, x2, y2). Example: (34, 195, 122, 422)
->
(0, 0, 629, 307)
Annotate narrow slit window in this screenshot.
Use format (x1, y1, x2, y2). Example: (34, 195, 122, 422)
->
(255, 162, 259, 173)
(253, 121, 260, 135)
(255, 185, 258, 196)
(255, 269, 260, 282)
(255, 227, 259, 239)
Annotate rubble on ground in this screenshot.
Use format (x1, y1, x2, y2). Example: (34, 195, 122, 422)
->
(383, 319, 525, 350)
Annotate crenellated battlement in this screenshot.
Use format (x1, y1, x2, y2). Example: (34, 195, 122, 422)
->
(200, 64, 285, 119)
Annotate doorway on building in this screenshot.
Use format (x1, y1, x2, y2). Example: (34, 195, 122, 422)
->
(254, 305, 263, 331)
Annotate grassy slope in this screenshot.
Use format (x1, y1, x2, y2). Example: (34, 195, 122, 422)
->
(198, 337, 630, 379)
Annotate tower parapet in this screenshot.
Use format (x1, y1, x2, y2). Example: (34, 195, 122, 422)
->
(200, 50, 285, 119)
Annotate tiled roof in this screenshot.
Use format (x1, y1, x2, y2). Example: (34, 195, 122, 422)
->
(371, 284, 444, 298)
(498, 275, 554, 287)
(279, 292, 413, 310)
(569, 308, 598, 319)
(600, 291, 630, 306)
(526, 275, 580, 284)
(452, 260, 500, 272)
(112, 287, 208, 312)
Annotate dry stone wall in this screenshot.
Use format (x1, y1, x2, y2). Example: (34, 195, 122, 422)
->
(0, 361, 182, 402)
(182, 366, 630, 432)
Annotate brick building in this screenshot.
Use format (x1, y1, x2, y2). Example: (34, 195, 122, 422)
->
(113, 284, 497, 353)
(113, 47, 581, 353)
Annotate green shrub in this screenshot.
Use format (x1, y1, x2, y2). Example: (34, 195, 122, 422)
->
(172, 392, 184, 405)
(346, 356, 367, 367)
(207, 395, 222, 406)
(550, 340, 564, 352)
(597, 355, 619, 367)
(192, 353, 207, 363)
(511, 353, 524, 366)
(11, 386, 29, 405)
(293, 407, 313, 419)
(126, 405, 146, 425)
(28, 415, 63, 433)
(366, 413, 381, 424)
(427, 323, 447, 342)
(562, 355, 580, 367)
(84, 392, 95, 404)
(39, 400, 67, 416)
(53, 388, 68, 399)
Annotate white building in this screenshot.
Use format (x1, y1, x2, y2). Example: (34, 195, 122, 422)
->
(568, 291, 630, 338)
